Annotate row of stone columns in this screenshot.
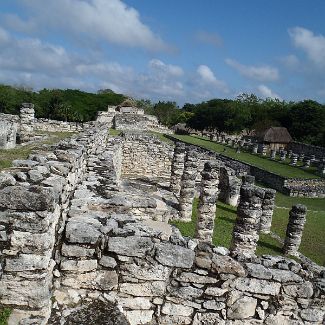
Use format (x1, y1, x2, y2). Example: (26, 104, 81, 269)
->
(170, 141, 307, 258)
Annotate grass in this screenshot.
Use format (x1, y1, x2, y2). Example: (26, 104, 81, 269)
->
(109, 128, 122, 136)
(171, 194, 325, 266)
(169, 134, 320, 179)
(149, 131, 174, 145)
(0, 132, 74, 171)
(0, 308, 11, 325)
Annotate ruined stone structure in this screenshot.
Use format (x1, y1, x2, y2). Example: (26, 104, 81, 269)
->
(283, 204, 308, 256)
(218, 167, 241, 207)
(170, 142, 186, 196)
(0, 119, 324, 324)
(260, 188, 276, 234)
(0, 114, 19, 149)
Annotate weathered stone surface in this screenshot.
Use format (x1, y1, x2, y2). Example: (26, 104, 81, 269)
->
(99, 256, 117, 268)
(124, 310, 153, 325)
(283, 282, 313, 298)
(168, 285, 203, 299)
(155, 242, 195, 268)
(227, 296, 257, 319)
(119, 281, 166, 297)
(204, 287, 228, 297)
(176, 272, 218, 284)
(0, 173, 16, 188)
(61, 259, 98, 272)
(121, 259, 170, 281)
(61, 243, 96, 257)
(62, 270, 118, 290)
(193, 312, 225, 325)
(300, 308, 324, 322)
(65, 221, 101, 244)
(5, 253, 51, 271)
(107, 236, 153, 257)
(212, 254, 246, 276)
(203, 300, 226, 310)
(230, 278, 281, 296)
(162, 302, 194, 317)
(0, 185, 55, 211)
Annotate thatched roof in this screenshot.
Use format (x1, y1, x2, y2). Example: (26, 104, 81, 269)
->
(259, 127, 292, 143)
(118, 98, 137, 108)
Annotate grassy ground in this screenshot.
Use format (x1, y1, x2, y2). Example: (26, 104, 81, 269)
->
(150, 131, 174, 145)
(171, 193, 325, 266)
(0, 308, 11, 325)
(169, 134, 320, 179)
(0, 132, 75, 171)
(109, 128, 122, 136)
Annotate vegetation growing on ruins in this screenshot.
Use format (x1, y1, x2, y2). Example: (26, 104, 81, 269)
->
(169, 134, 320, 179)
(172, 194, 325, 266)
(0, 307, 11, 325)
(0, 132, 74, 170)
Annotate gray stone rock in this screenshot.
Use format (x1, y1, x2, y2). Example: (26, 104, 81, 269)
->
(60, 259, 98, 272)
(107, 236, 153, 257)
(119, 281, 165, 297)
(162, 302, 194, 317)
(99, 256, 117, 268)
(0, 185, 55, 211)
(0, 173, 16, 188)
(227, 296, 257, 319)
(155, 242, 195, 268)
(212, 254, 246, 276)
(65, 221, 101, 244)
(230, 278, 281, 296)
(61, 243, 96, 257)
(203, 300, 226, 310)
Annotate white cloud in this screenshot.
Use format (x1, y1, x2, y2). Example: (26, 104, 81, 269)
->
(197, 65, 229, 93)
(289, 27, 325, 67)
(2, 0, 169, 51)
(281, 54, 300, 68)
(225, 58, 279, 81)
(195, 31, 223, 47)
(257, 84, 282, 100)
(149, 59, 184, 77)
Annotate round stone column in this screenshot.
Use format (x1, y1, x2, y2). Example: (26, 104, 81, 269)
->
(170, 142, 186, 196)
(230, 184, 265, 258)
(179, 149, 199, 221)
(259, 188, 276, 234)
(283, 204, 307, 256)
(195, 161, 220, 243)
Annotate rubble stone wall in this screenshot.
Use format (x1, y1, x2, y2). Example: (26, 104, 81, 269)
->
(288, 141, 325, 159)
(0, 124, 109, 324)
(0, 114, 19, 149)
(121, 132, 173, 179)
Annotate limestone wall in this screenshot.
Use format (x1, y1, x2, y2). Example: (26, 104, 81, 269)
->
(288, 141, 325, 159)
(0, 114, 19, 149)
(0, 124, 108, 324)
(121, 132, 173, 180)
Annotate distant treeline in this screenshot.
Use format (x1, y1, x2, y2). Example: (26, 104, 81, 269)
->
(0, 85, 324, 147)
(145, 94, 325, 147)
(0, 85, 126, 122)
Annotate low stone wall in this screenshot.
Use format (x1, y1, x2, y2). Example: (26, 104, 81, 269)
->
(33, 119, 83, 133)
(0, 114, 19, 149)
(115, 114, 172, 134)
(0, 124, 108, 323)
(288, 141, 325, 159)
(121, 132, 173, 180)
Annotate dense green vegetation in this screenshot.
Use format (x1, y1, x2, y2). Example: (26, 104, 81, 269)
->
(168, 134, 320, 179)
(1, 84, 324, 146)
(0, 85, 125, 122)
(171, 194, 325, 266)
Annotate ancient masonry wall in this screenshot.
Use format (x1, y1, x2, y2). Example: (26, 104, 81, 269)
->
(121, 132, 173, 180)
(0, 130, 324, 325)
(0, 113, 19, 149)
(0, 124, 109, 323)
(288, 141, 325, 159)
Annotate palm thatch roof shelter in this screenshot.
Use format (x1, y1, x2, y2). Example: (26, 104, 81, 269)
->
(258, 127, 292, 150)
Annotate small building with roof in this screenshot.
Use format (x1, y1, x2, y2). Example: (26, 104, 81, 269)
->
(258, 126, 293, 151)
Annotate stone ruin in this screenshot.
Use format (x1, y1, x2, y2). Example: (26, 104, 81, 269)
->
(96, 101, 172, 134)
(0, 120, 324, 324)
(0, 103, 83, 149)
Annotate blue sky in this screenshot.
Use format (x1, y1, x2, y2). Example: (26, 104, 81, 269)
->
(0, 0, 325, 105)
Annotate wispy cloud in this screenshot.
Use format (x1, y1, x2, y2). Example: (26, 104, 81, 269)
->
(225, 58, 279, 81)
(257, 84, 282, 100)
(289, 27, 325, 68)
(195, 30, 223, 47)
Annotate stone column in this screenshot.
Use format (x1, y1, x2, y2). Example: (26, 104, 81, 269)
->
(170, 142, 186, 196)
(270, 150, 276, 160)
(280, 151, 287, 161)
(20, 103, 35, 142)
(262, 145, 267, 156)
(288, 150, 293, 159)
(259, 188, 276, 234)
(195, 161, 220, 243)
(299, 153, 305, 162)
(290, 154, 298, 166)
(219, 167, 241, 207)
(303, 159, 311, 168)
(230, 184, 265, 257)
(283, 204, 307, 256)
(252, 144, 258, 154)
(179, 149, 199, 221)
